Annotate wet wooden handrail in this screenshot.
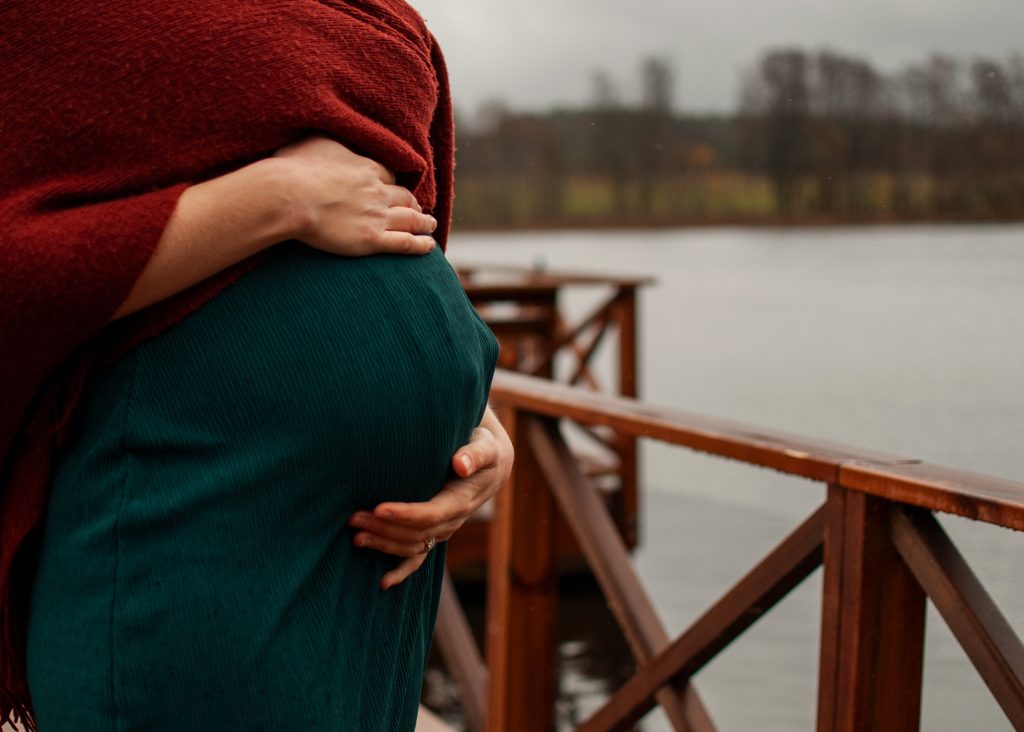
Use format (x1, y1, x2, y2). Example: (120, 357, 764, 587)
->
(470, 370, 1024, 731)
(490, 370, 1024, 530)
(457, 262, 654, 289)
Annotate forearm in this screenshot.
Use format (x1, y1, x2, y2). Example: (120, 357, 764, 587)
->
(111, 158, 301, 320)
(111, 135, 438, 320)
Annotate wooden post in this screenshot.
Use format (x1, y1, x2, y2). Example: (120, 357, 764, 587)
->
(817, 486, 926, 731)
(613, 286, 640, 547)
(535, 292, 558, 380)
(434, 572, 488, 732)
(497, 334, 519, 371)
(485, 409, 560, 732)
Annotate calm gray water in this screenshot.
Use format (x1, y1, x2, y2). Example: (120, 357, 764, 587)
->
(448, 224, 1024, 731)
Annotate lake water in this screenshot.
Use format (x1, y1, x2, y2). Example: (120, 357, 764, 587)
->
(445, 224, 1024, 731)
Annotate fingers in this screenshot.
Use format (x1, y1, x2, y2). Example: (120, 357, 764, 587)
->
(451, 426, 499, 478)
(354, 531, 432, 558)
(373, 474, 495, 529)
(368, 411, 511, 528)
(378, 201, 436, 254)
(270, 133, 440, 260)
(376, 230, 436, 254)
(384, 185, 422, 212)
(358, 408, 513, 591)
(373, 492, 467, 528)
(381, 554, 427, 591)
(349, 510, 459, 545)
(350, 512, 453, 590)
(385, 206, 437, 235)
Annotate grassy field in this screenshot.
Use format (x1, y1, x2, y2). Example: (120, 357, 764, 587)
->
(450, 172, 1024, 230)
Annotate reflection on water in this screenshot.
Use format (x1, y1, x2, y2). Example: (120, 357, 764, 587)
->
(432, 224, 1024, 731)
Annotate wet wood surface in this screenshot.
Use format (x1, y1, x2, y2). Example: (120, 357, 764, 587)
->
(891, 507, 1024, 727)
(468, 370, 1024, 731)
(485, 406, 560, 732)
(817, 489, 925, 731)
(490, 370, 1024, 529)
(527, 416, 715, 732)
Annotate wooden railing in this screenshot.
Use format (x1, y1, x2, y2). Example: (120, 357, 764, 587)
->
(447, 265, 652, 575)
(434, 370, 1024, 731)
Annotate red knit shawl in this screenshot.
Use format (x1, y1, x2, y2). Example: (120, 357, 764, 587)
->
(0, 1, 454, 726)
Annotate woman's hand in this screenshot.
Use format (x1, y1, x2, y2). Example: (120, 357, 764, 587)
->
(271, 134, 437, 255)
(348, 407, 514, 590)
(114, 134, 436, 319)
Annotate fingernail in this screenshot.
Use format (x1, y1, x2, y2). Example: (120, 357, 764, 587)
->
(379, 509, 394, 519)
(459, 455, 472, 472)
(429, 216, 438, 232)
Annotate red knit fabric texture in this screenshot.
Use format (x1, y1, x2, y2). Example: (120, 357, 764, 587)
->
(0, 2, 454, 727)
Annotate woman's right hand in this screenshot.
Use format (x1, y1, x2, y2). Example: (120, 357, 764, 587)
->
(114, 134, 433, 320)
(270, 135, 438, 256)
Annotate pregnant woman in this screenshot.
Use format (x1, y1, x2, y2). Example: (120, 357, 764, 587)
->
(0, 2, 509, 730)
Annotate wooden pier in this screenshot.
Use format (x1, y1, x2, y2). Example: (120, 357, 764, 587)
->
(424, 264, 1024, 731)
(446, 264, 652, 576)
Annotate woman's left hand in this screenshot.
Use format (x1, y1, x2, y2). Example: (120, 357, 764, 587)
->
(348, 406, 514, 590)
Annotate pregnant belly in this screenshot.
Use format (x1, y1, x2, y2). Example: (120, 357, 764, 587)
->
(118, 242, 499, 520)
(27, 244, 498, 731)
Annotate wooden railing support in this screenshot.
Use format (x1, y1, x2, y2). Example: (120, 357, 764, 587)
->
(434, 572, 488, 732)
(441, 371, 1024, 731)
(526, 417, 715, 732)
(817, 487, 926, 732)
(890, 508, 1024, 726)
(485, 409, 559, 732)
(579, 504, 824, 731)
(611, 287, 640, 547)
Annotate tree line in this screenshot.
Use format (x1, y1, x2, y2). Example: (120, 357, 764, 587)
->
(451, 49, 1024, 229)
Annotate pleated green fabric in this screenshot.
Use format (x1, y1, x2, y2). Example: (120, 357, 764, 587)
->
(25, 244, 499, 731)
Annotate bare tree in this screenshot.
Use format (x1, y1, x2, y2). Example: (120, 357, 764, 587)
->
(636, 57, 676, 218)
(741, 49, 812, 215)
(588, 69, 631, 219)
(809, 50, 886, 215)
(641, 57, 674, 112)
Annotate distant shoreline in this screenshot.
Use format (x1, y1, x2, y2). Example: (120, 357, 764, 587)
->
(451, 213, 1024, 234)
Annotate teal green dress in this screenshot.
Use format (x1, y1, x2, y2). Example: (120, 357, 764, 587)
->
(25, 243, 499, 731)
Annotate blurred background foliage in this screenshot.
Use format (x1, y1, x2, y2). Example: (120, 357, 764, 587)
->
(451, 50, 1024, 229)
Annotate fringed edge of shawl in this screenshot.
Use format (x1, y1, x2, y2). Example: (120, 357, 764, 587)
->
(0, 689, 37, 732)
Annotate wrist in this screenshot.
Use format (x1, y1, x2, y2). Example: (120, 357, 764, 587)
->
(236, 156, 315, 247)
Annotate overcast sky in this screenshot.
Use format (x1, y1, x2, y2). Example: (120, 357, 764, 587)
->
(412, 0, 1024, 115)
